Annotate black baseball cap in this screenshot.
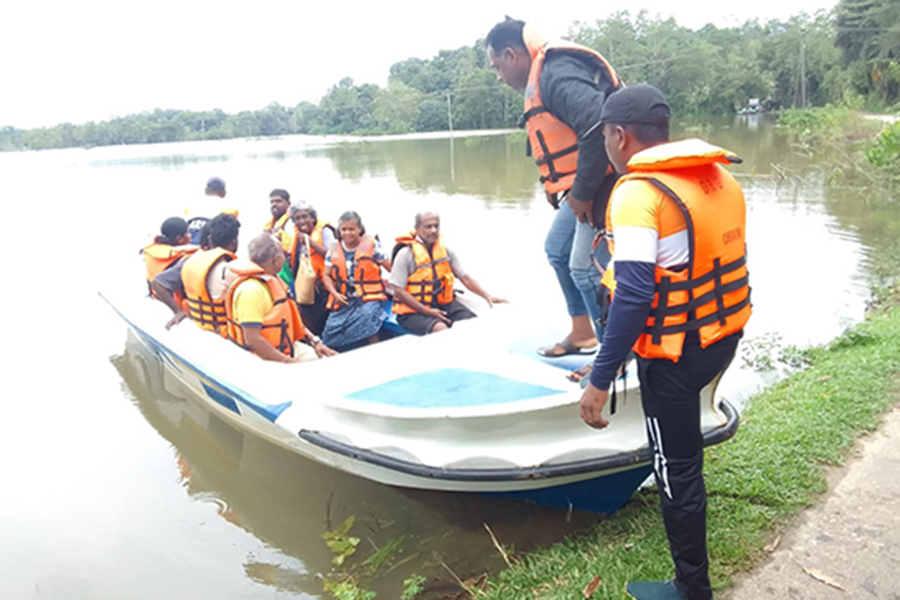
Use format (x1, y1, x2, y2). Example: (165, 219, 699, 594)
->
(205, 176, 226, 193)
(160, 216, 188, 241)
(600, 84, 670, 126)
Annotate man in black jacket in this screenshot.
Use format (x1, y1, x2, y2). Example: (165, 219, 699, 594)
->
(486, 17, 621, 379)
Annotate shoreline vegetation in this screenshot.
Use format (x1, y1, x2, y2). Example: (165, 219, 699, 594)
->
(2, 0, 898, 152)
(314, 113, 900, 598)
(775, 106, 900, 192)
(320, 286, 900, 600)
(476, 288, 900, 600)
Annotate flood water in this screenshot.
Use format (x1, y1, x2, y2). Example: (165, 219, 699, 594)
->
(1, 115, 898, 599)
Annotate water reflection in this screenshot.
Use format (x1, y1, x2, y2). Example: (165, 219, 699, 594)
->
(3, 117, 899, 599)
(318, 134, 536, 203)
(825, 184, 900, 291)
(113, 331, 599, 598)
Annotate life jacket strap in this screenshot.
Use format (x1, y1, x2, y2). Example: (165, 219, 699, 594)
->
(533, 129, 577, 183)
(649, 276, 672, 345)
(226, 317, 293, 357)
(665, 255, 747, 292)
(518, 106, 549, 128)
(657, 274, 750, 318)
(643, 294, 751, 336)
(186, 296, 227, 326)
(540, 169, 576, 184)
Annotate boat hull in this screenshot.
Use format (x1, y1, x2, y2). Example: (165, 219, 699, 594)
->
(103, 292, 739, 513)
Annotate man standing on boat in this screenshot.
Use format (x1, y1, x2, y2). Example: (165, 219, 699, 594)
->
(485, 17, 622, 378)
(225, 234, 336, 362)
(389, 212, 506, 335)
(579, 85, 751, 600)
(184, 177, 239, 245)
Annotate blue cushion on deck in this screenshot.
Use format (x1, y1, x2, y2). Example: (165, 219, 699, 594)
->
(346, 368, 564, 408)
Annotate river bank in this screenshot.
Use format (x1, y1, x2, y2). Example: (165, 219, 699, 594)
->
(478, 293, 900, 599)
(724, 401, 900, 599)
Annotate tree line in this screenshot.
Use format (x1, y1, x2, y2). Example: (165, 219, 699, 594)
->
(2, 0, 897, 152)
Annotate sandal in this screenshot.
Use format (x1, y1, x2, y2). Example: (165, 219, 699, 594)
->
(566, 363, 593, 383)
(537, 338, 598, 357)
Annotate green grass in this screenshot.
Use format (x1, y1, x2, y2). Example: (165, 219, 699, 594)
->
(482, 304, 900, 599)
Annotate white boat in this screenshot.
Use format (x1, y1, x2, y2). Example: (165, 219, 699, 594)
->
(100, 291, 738, 513)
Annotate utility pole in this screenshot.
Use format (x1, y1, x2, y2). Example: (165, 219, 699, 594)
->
(799, 28, 807, 108)
(446, 91, 454, 134)
(447, 91, 455, 182)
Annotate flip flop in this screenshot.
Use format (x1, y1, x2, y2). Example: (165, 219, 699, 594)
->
(566, 363, 592, 384)
(537, 339, 598, 358)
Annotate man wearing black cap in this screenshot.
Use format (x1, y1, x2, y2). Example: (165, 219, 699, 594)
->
(580, 84, 752, 600)
(485, 17, 622, 374)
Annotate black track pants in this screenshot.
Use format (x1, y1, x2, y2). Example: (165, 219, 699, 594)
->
(636, 331, 742, 600)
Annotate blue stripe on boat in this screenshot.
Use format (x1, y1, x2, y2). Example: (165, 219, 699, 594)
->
(347, 368, 564, 408)
(202, 382, 241, 415)
(99, 295, 292, 422)
(485, 465, 653, 513)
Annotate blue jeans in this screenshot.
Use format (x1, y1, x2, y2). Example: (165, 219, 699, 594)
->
(544, 199, 611, 339)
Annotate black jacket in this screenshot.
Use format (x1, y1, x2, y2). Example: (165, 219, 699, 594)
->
(539, 51, 617, 207)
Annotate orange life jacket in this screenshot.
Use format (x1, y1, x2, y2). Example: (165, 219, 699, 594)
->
(290, 221, 334, 279)
(264, 212, 294, 253)
(521, 40, 622, 195)
(182, 247, 237, 335)
(604, 139, 751, 361)
(142, 242, 198, 297)
(391, 234, 455, 314)
(224, 260, 307, 357)
(326, 235, 387, 309)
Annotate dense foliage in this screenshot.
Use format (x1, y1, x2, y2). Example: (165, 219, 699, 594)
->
(2, 1, 897, 152)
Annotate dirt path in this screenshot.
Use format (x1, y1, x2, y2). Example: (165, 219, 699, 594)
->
(861, 112, 899, 124)
(724, 404, 900, 599)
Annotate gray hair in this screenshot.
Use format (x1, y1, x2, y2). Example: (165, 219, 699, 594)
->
(414, 211, 440, 227)
(338, 210, 365, 235)
(289, 202, 318, 221)
(248, 234, 282, 265)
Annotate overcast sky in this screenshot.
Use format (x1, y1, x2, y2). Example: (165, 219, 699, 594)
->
(1, 0, 837, 129)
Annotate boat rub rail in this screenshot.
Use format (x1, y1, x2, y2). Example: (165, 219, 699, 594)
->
(297, 399, 738, 482)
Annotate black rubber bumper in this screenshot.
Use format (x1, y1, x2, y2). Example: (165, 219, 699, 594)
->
(297, 399, 739, 483)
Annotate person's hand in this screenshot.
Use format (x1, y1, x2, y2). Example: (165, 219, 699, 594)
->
(314, 341, 338, 358)
(485, 295, 508, 307)
(165, 311, 188, 330)
(579, 383, 610, 429)
(568, 195, 594, 226)
(426, 307, 451, 324)
(333, 293, 349, 307)
(545, 191, 560, 209)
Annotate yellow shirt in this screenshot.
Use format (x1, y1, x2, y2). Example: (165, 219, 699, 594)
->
(231, 279, 273, 326)
(264, 213, 294, 253)
(607, 179, 690, 270)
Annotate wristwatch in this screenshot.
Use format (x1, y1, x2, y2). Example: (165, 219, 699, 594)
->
(308, 334, 322, 346)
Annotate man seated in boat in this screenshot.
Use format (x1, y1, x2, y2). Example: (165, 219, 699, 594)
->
(142, 217, 197, 298)
(225, 234, 337, 363)
(320, 211, 392, 351)
(151, 213, 240, 331)
(263, 188, 296, 288)
(389, 212, 507, 335)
